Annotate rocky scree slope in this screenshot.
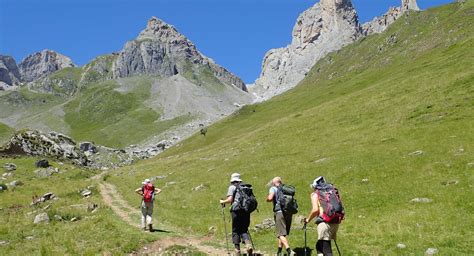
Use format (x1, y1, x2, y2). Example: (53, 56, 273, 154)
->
(250, 0, 421, 101)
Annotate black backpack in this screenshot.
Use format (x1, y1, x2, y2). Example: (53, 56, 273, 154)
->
(232, 183, 258, 213)
(276, 184, 298, 214)
(316, 183, 344, 224)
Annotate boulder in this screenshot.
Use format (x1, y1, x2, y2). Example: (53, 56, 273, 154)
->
(254, 218, 275, 231)
(7, 180, 23, 187)
(79, 142, 98, 154)
(80, 189, 92, 198)
(397, 243, 407, 249)
(3, 163, 17, 172)
(425, 248, 438, 255)
(34, 167, 59, 178)
(32, 192, 57, 205)
(33, 212, 50, 224)
(35, 159, 50, 168)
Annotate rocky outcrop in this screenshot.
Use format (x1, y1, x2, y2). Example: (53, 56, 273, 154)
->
(0, 55, 22, 86)
(402, 0, 420, 12)
(114, 17, 247, 92)
(362, 0, 420, 36)
(0, 130, 88, 166)
(19, 50, 75, 83)
(250, 0, 361, 100)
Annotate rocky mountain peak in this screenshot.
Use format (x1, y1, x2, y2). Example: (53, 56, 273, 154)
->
(137, 16, 187, 42)
(251, 0, 360, 100)
(114, 16, 247, 91)
(19, 49, 75, 83)
(402, 0, 420, 11)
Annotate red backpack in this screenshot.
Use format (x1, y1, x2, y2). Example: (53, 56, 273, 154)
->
(316, 183, 345, 224)
(142, 183, 155, 203)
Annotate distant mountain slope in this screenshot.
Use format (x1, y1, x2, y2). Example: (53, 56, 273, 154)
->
(108, 1, 473, 254)
(0, 17, 251, 149)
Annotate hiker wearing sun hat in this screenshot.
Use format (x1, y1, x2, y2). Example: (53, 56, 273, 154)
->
(219, 173, 255, 255)
(135, 178, 162, 231)
(304, 176, 344, 256)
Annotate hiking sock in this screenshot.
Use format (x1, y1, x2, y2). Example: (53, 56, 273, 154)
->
(316, 240, 324, 255)
(322, 240, 333, 256)
(286, 248, 293, 254)
(276, 247, 283, 255)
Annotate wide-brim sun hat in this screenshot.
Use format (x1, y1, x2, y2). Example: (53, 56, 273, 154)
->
(230, 173, 242, 182)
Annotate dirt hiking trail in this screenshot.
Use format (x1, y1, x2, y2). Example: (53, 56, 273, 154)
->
(98, 181, 229, 255)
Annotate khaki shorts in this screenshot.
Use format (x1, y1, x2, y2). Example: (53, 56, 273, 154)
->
(317, 222, 339, 240)
(274, 212, 292, 237)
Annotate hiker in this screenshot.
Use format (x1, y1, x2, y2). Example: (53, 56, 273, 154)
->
(304, 176, 344, 256)
(266, 177, 296, 256)
(135, 179, 161, 231)
(219, 173, 254, 255)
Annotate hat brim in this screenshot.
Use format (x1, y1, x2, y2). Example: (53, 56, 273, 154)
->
(230, 178, 242, 182)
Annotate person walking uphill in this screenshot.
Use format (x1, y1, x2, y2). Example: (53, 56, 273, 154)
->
(267, 177, 297, 256)
(135, 179, 162, 232)
(304, 176, 344, 256)
(219, 173, 256, 255)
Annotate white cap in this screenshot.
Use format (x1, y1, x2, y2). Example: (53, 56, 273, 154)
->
(311, 176, 326, 188)
(230, 173, 242, 182)
(142, 178, 151, 185)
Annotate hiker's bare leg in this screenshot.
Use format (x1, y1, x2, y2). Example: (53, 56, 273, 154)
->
(278, 236, 290, 249)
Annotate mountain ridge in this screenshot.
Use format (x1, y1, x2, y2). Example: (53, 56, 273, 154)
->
(250, 0, 422, 101)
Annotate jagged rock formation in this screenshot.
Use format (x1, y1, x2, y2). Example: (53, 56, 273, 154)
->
(19, 50, 75, 83)
(362, 0, 420, 36)
(0, 130, 88, 166)
(0, 55, 22, 87)
(402, 0, 420, 12)
(250, 0, 361, 100)
(114, 17, 247, 92)
(0, 130, 135, 168)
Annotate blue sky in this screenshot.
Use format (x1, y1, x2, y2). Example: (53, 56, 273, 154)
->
(0, 0, 453, 83)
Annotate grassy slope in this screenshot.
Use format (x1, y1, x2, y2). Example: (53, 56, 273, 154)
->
(0, 158, 167, 255)
(64, 76, 192, 148)
(108, 2, 474, 255)
(0, 123, 14, 145)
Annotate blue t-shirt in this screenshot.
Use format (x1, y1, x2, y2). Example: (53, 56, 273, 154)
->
(269, 186, 282, 212)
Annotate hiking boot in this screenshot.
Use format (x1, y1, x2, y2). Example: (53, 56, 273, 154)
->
(244, 240, 253, 255)
(148, 224, 153, 232)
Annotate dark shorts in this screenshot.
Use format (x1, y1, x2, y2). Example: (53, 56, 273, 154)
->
(274, 211, 292, 237)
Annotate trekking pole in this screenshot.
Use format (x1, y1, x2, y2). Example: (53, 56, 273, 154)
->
(303, 222, 308, 256)
(248, 230, 257, 255)
(334, 239, 342, 256)
(221, 204, 231, 255)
